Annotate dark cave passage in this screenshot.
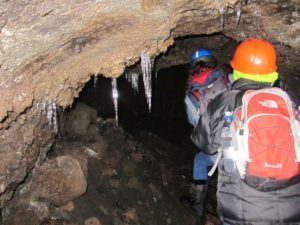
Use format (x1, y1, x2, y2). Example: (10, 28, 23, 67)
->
(79, 64, 194, 148)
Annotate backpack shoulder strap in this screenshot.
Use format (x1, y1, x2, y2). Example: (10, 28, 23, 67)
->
(234, 90, 246, 109)
(208, 148, 223, 177)
(208, 90, 241, 177)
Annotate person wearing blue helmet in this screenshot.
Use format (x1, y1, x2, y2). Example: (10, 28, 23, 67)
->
(185, 49, 222, 125)
(181, 49, 231, 217)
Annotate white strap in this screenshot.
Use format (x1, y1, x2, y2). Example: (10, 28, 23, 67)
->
(208, 148, 222, 177)
(230, 122, 239, 151)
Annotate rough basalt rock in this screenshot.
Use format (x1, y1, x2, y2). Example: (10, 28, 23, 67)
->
(27, 155, 87, 206)
(0, 105, 53, 208)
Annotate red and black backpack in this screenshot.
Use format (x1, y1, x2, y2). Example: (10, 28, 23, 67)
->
(187, 67, 229, 115)
(225, 88, 300, 191)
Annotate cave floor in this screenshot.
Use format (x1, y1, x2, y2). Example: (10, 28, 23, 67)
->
(49, 117, 220, 225)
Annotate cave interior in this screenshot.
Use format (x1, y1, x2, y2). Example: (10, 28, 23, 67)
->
(1, 1, 300, 224)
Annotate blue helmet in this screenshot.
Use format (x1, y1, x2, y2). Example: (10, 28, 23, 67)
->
(191, 49, 213, 62)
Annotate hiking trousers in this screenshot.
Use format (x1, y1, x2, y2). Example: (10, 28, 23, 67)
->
(193, 151, 217, 181)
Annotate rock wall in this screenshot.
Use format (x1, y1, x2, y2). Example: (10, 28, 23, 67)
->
(0, 104, 54, 207)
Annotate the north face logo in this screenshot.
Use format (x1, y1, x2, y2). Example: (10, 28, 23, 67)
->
(264, 162, 283, 169)
(258, 100, 278, 108)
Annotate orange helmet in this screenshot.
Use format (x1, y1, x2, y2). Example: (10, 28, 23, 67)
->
(231, 38, 277, 75)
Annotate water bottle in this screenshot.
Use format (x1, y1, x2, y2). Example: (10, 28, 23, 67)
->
(296, 106, 300, 121)
(221, 111, 236, 173)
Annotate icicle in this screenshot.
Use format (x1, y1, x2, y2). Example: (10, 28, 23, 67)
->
(46, 102, 53, 128)
(219, 6, 226, 29)
(52, 102, 58, 134)
(111, 78, 119, 126)
(279, 80, 283, 89)
(253, 10, 261, 34)
(214, 0, 227, 29)
(236, 3, 242, 24)
(131, 72, 139, 94)
(155, 71, 158, 79)
(125, 72, 140, 94)
(278, 32, 285, 46)
(279, 80, 287, 91)
(141, 53, 154, 112)
(42, 101, 47, 112)
(93, 74, 98, 88)
(46, 101, 58, 134)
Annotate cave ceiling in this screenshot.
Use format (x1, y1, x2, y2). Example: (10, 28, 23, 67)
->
(0, 0, 299, 123)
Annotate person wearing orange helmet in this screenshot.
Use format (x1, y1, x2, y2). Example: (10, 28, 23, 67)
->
(231, 37, 278, 83)
(191, 38, 300, 224)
